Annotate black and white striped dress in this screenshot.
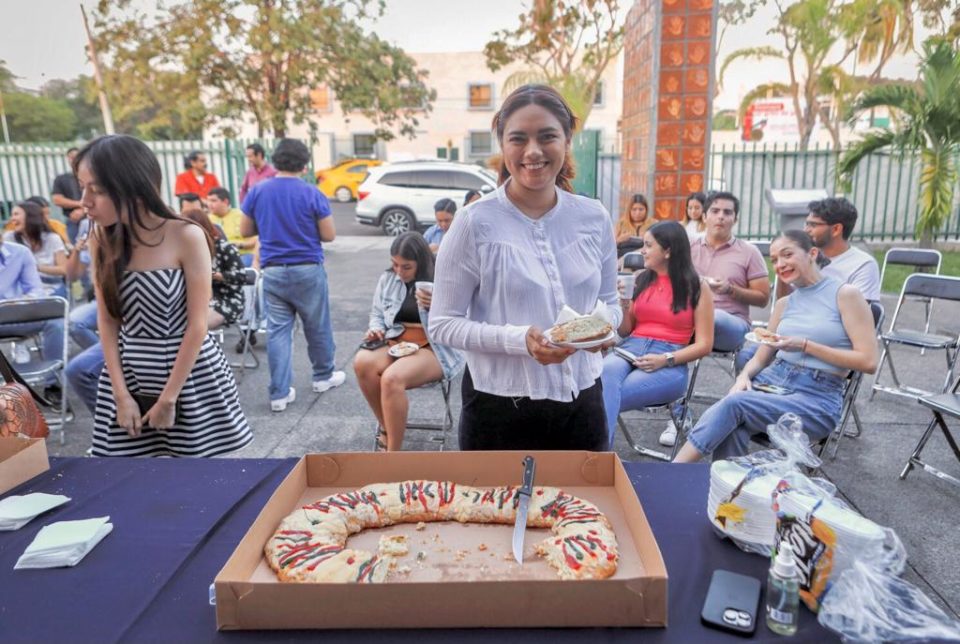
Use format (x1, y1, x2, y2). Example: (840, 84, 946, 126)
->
(91, 268, 252, 457)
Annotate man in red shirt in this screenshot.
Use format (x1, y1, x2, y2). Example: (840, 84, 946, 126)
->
(174, 150, 221, 199)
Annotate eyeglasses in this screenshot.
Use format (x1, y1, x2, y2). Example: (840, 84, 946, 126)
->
(804, 220, 830, 228)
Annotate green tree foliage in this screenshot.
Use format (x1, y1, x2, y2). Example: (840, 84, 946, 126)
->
(92, 0, 434, 139)
(3, 92, 78, 142)
(712, 110, 739, 130)
(484, 0, 624, 125)
(839, 38, 960, 245)
(41, 77, 104, 140)
(0, 60, 17, 92)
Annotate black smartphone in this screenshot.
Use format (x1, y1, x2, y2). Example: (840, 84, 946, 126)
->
(359, 338, 387, 351)
(133, 393, 181, 428)
(701, 570, 762, 637)
(754, 383, 793, 395)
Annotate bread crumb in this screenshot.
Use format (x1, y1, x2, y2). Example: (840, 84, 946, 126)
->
(378, 534, 409, 557)
(397, 565, 412, 575)
(455, 549, 469, 561)
(432, 533, 441, 542)
(415, 522, 426, 531)
(477, 543, 488, 551)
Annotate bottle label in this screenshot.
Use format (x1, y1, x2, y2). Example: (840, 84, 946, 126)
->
(768, 607, 795, 625)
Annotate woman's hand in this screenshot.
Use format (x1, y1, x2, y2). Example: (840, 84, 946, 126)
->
(142, 398, 177, 431)
(770, 335, 806, 352)
(365, 328, 385, 342)
(585, 337, 618, 354)
(730, 373, 753, 393)
(115, 393, 143, 437)
(526, 327, 575, 365)
(212, 271, 224, 282)
(415, 288, 432, 311)
(634, 353, 667, 372)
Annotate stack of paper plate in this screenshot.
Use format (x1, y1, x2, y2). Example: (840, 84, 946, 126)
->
(707, 460, 783, 552)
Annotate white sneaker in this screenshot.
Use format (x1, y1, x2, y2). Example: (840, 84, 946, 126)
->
(312, 370, 346, 393)
(271, 387, 296, 412)
(659, 421, 678, 447)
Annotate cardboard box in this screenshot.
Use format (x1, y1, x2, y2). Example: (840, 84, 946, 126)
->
(216, 451, 668, 630)
(0, 436, 49, 495)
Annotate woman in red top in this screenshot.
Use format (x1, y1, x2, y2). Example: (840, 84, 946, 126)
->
(601, 221, 714, 448)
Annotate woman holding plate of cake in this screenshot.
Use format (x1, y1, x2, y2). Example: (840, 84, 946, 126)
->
(429, 84, 621, 451)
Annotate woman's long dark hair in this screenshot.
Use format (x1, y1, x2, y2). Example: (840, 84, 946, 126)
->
(389, 231, 434, 283)
(633, 221, 702, 313)
(13, 201, 50, 251)
(75, 135, 212, 319)
(491, 84, 578, 193)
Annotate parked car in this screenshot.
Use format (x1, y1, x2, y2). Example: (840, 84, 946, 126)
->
(355, 161, 497, 235)
(315, 159, 383, 203)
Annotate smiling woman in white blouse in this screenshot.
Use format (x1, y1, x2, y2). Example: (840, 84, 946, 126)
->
(429, 84, 621, 450)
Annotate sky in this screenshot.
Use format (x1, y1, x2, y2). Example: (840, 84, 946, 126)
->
(1, 0, 925, 112)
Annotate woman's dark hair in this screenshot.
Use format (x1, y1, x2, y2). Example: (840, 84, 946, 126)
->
(686, 192, 706, 210)
(13, 201, 50, 250)
(389, 231, 435, 282)
(775, 229, 831, 268)
(75, 134, 211, 319)
(272, 138, 311, 172)
(434, 198, 457, 215)
(184, 150, 204, 170)
(25, 195, 50, 209)
(181, 209, 222, 242)
(463, 189, 482, 206)
(491, 84, 578, 192)
(633, 221, 702, 314)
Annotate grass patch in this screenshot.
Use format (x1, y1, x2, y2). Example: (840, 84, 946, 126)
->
(873, 250, 960, 295)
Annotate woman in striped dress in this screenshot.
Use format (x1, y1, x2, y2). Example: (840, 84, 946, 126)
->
(76, 135, 251, 457)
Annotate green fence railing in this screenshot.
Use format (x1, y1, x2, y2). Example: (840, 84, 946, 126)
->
(0, 138, 288, 220)
(706, 141, 960, 243)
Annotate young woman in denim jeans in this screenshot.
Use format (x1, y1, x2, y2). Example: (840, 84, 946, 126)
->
(354, 232, 463, 451)
(674, 230, 878, 462)
(601, 221, 714, 448)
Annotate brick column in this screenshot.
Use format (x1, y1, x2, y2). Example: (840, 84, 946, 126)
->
(620, 0, 717, 222)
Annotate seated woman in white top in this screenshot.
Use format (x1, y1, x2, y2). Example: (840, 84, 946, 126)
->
(2, 201, 67, 298)
(430, 84, 621, 451)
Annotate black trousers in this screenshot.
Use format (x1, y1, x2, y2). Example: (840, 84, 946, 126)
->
(458, 368, 607, 451)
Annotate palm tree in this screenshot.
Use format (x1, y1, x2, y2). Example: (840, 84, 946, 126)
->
(838, 38, 960, 246)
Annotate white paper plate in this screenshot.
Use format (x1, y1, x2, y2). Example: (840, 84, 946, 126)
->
(744, 331, 780, 346)
(545, 329, 617, 350)
(388, 342, 420, 358)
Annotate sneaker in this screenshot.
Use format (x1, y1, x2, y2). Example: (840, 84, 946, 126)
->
(659, 421, 678, 447)
(312, 371, 346, 394)
(271, 387, 296, 412)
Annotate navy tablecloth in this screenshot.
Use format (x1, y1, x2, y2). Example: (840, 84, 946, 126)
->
(0, 457, 834, 643)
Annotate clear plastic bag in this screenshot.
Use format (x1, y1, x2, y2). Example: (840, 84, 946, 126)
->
(818, 533, 960, 642)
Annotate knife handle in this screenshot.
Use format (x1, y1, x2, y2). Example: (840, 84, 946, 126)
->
(520, 456, 536, 493)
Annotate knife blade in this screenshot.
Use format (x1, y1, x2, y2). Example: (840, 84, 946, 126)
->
(512, 455, 536, 564)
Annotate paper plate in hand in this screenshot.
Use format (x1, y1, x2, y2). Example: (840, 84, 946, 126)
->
(545, 316, 615, 349)
(388, 342, 420, 358)
(545, 327, 616, 350)
(744, 331, 780, 346)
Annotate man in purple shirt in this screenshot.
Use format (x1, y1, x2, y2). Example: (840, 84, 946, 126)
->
(239, 143, 278, 203)
(0, 236, 66, 383)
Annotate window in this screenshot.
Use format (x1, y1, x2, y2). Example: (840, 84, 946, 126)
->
(353, 134, 376, 158)
(468, 83, 493, 109)
(347, 164, 368, 174)
(378, 171, 420, 188)
(310, 85, 331, 112)
(418, 171, 455, 190)
(593, 81, 604, 107)
(469, 131, 493, 156)
(450, 172, 489, 191)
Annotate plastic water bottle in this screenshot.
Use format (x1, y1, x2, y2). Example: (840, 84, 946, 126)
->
(12, 342, 30, 365)
(766, 542, 800, 635)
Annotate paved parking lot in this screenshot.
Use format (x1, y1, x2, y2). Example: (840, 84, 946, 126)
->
(51, 202, 960, 618)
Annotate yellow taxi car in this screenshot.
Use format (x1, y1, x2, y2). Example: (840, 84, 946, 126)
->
(315, 159, 383, 202)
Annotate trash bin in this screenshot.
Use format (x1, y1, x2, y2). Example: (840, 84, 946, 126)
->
(764, 188, 829, 232)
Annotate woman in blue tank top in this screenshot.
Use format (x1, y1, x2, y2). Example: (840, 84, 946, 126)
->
(674, 230, 878, 462)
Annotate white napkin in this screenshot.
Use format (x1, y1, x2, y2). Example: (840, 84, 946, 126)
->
(0, 493, 71, 531)
(15, 516, 113, 569)
(553, 299, 613, 326)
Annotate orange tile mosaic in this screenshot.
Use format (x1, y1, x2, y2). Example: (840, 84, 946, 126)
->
(657, 123, 682, 147)
(686, 67, 710, 93)
(687, 41, 710, 66)
(654, 199, 679, 220)
(681, 147, 706, 171)
(656, 148, 680, 172)
(660, 43, 685, 68)
(681, 173, 705, 193)
(682, 122, 708, 145)
(658, 97, 683, 121)
(662, 15, 685, 39)
(688, 14, 713, 38)
(659, 71, 682, 95)
(654, 174, 679, 196)
(684, 95, 709, 119)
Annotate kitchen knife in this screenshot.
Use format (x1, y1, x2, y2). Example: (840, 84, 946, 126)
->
(511, 455, 536, 565)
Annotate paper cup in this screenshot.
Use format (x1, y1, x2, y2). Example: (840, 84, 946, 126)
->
(618, 273, 636, 299)
(415, 281, 434, 294)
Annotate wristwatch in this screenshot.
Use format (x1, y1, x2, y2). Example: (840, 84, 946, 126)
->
(664, 352, 675, 367)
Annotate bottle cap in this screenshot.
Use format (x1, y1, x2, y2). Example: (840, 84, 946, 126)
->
(773, 542, 799, 578)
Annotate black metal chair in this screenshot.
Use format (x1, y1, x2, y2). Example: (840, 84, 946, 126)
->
(903, 375, 960, 489)
(0, 297, 70, 443)
(404, 378, 455, 451)
(622, 251, 644, 273)
(870, 274, 960, 402)
(215, 268, 260, 374)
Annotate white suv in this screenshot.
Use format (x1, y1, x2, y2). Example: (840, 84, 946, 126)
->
(355, 161, 497, 235)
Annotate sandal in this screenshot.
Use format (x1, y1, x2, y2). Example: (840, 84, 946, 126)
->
(374, 425, 388, 452)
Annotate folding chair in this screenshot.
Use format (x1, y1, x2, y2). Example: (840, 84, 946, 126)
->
(403, 378, 455, 451)
(902, 375, 960, 488)
(879, 249, 942, 349)
(747, 239, 777, 329)
(870, 274, 960, 402)
(622, 251, 644, 273)
(215, 269, 260, 373)
(0, 297, 70, 443)
(822, 302, 885, 458)
(617, 358, 702, 461)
